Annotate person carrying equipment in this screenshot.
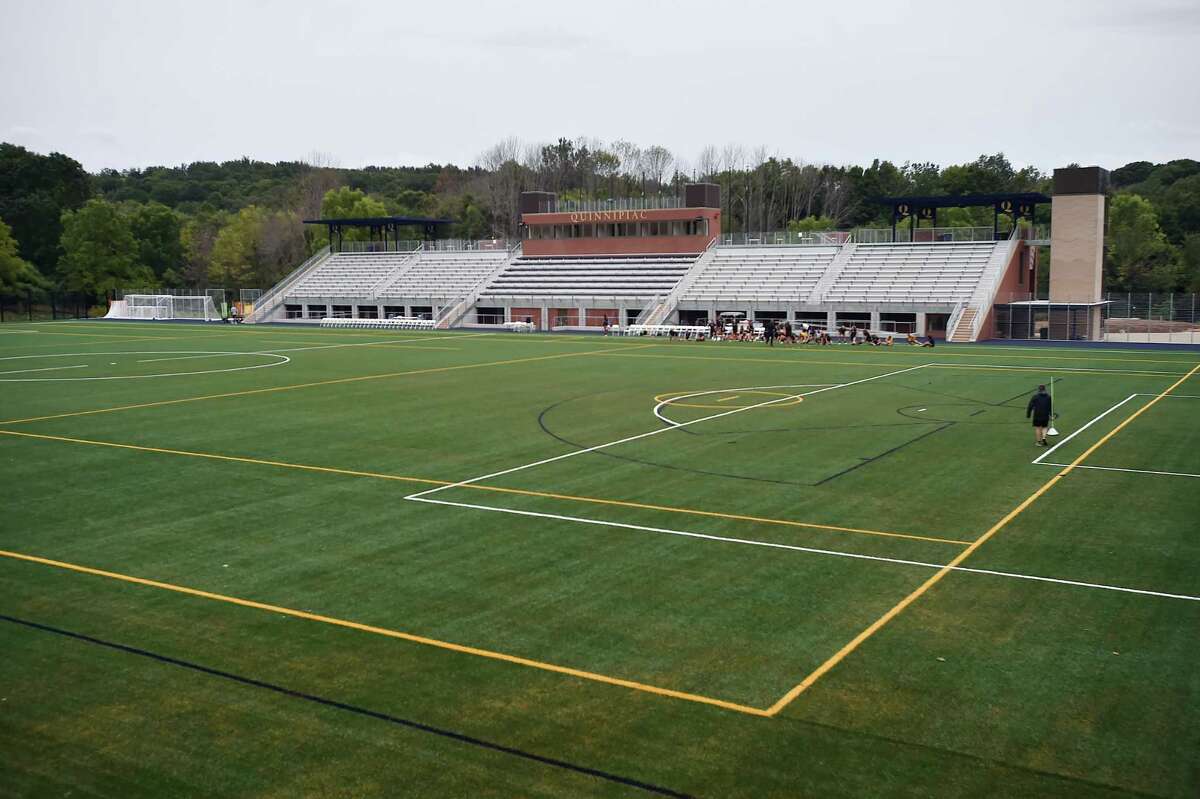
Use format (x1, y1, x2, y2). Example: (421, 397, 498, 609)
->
(1027, 384, 1053, 446)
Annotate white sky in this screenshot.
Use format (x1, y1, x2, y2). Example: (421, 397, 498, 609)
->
(1, 0, 1197, 174)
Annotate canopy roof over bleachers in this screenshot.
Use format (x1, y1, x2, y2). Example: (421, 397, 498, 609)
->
(879, 191, 1051, 240)
(304, 215, 457, 250)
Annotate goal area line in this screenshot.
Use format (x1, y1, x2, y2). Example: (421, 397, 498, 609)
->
(1032, 392, 1200, 477)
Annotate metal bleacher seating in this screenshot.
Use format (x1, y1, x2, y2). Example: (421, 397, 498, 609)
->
(683, 247, 839, 302)
(377, 251, 511, 300)
(286, 252, 413, 298)
(820, 242, 997, 303)
(480, 254, 696, 299)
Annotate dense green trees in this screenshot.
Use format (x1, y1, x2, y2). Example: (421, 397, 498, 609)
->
(57, 199, 152, 294)
(0, 218, 46, 292)
(0, 140, 1197, 294)
(0, 144, 91, 275)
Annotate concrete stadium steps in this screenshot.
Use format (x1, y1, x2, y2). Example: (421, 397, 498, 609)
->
(681, 246, 840, 303)
(377, 251, 512, 301)
(819, 242, 998, 304)
(286, 252, 416, 299)
(480, 255, 697, 299)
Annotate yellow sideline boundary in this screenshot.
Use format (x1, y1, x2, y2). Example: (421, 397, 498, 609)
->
(0, 428, 963, 546)
(762, 361, 1200, 716)
(0, 547, 770, 717)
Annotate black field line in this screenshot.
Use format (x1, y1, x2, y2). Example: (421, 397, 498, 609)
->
(407, 363, 934, 501)
(0, 614, 693, 798)
(811, 422, 955, 486)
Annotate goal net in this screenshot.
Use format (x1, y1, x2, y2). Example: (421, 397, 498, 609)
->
(122, 294, 221, 321)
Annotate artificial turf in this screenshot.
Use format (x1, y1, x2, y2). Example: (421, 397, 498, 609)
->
(0, 321, 1197, 797)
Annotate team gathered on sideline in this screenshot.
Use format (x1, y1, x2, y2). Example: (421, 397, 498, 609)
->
(616, 316, 936, 348)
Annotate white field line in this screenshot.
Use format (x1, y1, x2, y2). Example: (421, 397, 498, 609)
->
(1031, 394, 1140, 465)
(933, 362, 1187, 377)
(0, 330, 37, 334)
(0, 351, 289, 381)
(1146, 393, 1200, 399)
(407, 364, 932, 500)
(408, 496, 1200, 603)
(0, 364, 87, 375)
(1038, 462, 1200, 479)
(651, 384, 835, 428)
(136, 337, 466, 363)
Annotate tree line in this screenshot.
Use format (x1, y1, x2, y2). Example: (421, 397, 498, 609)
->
(1, 139, 1197, 296)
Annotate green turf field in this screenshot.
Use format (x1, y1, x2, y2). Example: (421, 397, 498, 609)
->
(1, 321, 1197, 798)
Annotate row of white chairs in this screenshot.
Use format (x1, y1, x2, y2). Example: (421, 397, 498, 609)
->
(624, 324, 709, 338)
(318, 317, 436, 329)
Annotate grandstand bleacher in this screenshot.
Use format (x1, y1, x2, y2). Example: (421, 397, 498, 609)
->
(682, 246, 839, 302)
(285, 252, 415, 299)
(480, 255, 696, 299)
(376, 251, 510, 301)
(256, 229, 1020, 342)
(820, 242, 996, 304)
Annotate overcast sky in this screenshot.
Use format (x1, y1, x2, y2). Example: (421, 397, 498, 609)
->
(2, 0, 1197, 174)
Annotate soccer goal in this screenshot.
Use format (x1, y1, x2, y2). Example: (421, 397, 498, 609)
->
(121, 294, 221, 321)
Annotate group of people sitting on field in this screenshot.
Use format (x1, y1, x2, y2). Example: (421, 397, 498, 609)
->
(647, 318, 939, 347)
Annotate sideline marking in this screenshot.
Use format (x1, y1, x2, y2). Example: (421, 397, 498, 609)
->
(0, 345, 652, 426)
(0, 547, 769, 718)
(133, 340, 459, 363)
(929, 363, 1184, 378)
(1037, 462, 1200, 479)
(0, 351, 289, 382)
(0, 364, 88, 376)
(0, 428, 957, 545)
(1031, 394, 1139, 464)
(410, 496, 1200, 602)
(764, 360, 1200, 716)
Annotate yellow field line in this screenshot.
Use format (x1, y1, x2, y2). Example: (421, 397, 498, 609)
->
(0, 345, 649, 426)
(465, 483, 969, 545)
(763, 361, 1200, 716)
(0, 428, 965, 546)
(0, 546, 769, 716)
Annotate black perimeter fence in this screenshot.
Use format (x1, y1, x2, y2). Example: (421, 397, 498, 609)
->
(0, 290, 102, 322)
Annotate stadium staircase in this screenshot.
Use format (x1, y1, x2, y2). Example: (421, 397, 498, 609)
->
(637, 240, 719, 325)
(434, 245, 523, 329)
(376, 250, 512, 304)
(246, 246, 331, 323)
(287, 251, 419, 299)
(806, 243, 857, 303)
(946, 230, 1021, 342)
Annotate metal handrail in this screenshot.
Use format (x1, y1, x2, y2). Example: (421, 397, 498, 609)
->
(367, 242, 423, 297)
(248, 245, 331, 322)
(540, 196, 686, 213)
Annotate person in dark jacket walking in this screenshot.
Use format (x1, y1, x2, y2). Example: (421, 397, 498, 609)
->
(1027, 384, 1053, 446)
